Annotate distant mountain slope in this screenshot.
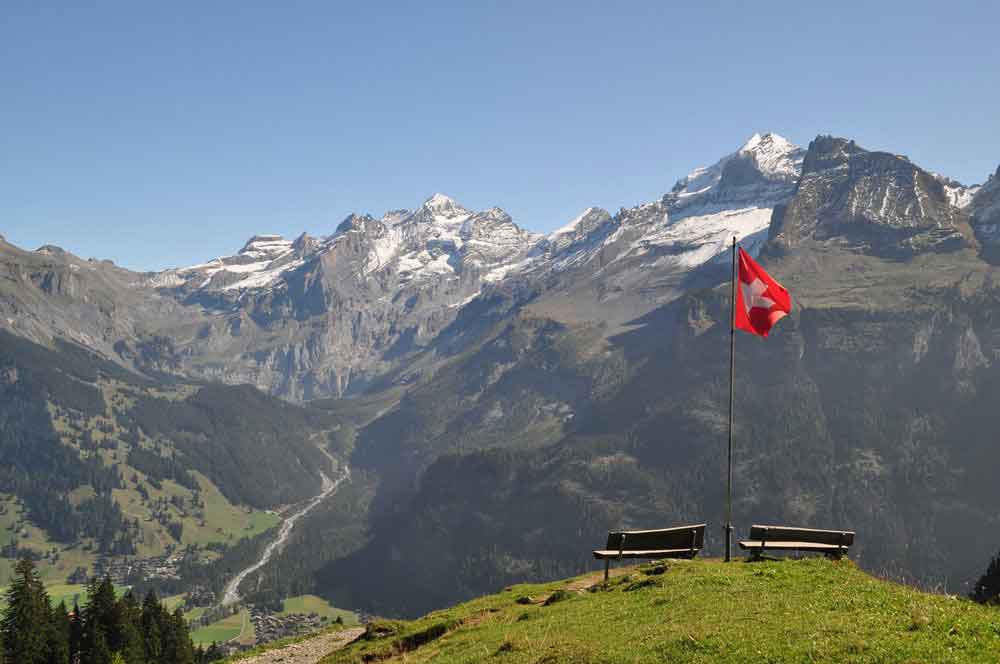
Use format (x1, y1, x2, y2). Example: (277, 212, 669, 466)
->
(0, 330, 332, 583)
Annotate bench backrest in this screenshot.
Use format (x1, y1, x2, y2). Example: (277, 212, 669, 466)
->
(606, 524, 705, 552)
(749, 525, 854, 546)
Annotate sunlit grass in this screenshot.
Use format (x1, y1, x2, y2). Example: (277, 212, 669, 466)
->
(320, 557, 1000, 663)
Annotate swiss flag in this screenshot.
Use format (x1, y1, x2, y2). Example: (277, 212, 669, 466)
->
(734, 247, 791, 337)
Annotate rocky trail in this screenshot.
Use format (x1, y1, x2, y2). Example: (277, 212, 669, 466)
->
(233, 627, 365, 664)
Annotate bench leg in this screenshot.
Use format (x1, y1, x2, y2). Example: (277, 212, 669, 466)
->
(604, 559, 610, 583)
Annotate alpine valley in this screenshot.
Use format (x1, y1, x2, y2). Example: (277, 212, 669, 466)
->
(3, 132, 1000, 621)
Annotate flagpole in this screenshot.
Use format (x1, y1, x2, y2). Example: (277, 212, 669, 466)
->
(726, 236, 736, 562)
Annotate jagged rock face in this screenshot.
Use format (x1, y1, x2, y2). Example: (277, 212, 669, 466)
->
(141, 195, 544, 399)
(970, 166, 1000, 254)
(665, 132, 804, 213)
(458, 208, 538, 271)
(770, 136, 974, 256)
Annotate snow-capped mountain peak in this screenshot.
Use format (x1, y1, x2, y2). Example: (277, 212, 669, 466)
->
(239, 234, 294, 259)
(738, 132, 802, 181)
(420, 193, 470, 219)
(668, 132, 804, 210)
(547, 133, 808, 283)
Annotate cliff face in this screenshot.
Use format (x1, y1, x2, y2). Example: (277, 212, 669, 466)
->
(970, 166, 1000, 259)
(769, 136, 975, 257)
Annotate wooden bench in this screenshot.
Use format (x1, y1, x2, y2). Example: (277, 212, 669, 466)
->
(593, 524, 705, 581)
(738, 524, 854, 559)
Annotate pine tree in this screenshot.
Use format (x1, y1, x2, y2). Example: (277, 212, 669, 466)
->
(1, 557, 51, 664)
(139, 590, 163, 664)
(70, 599, 84, 663)
(116, 591, 145, 664)
(161, 608, 195, 664)
(47, 600, 71, 664)
(80, 576, 119, 664)
(87, 629, 113, 664)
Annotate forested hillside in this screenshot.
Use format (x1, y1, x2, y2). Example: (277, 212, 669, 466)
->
(0, 330, 333, 584)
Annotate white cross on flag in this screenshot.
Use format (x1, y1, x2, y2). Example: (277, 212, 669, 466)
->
(734, 247, 792, 337)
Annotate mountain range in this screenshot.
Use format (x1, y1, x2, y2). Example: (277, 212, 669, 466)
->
(3, 132, 1000, 617)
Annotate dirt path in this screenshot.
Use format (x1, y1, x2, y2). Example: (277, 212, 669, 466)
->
(222, 461, 350, 606)
(234, 627, 364, 664)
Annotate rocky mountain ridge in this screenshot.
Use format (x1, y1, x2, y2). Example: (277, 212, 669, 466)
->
(1, 132, 825, 400)
(769, 136, 975, 257)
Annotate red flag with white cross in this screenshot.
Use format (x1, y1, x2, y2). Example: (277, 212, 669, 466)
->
(734, 247, 791, 337)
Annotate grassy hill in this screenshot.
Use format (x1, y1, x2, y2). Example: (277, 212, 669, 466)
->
(312, 558, 1000, 663)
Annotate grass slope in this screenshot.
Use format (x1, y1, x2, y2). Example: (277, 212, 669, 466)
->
(192, 608, 254, 646)
(279, 594, 359, 625)
(319, 558, 1000, 663)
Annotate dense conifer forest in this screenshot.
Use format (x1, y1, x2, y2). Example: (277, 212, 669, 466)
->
(1, 557, 223, 664)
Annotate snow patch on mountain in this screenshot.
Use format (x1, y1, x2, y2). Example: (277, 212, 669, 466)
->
(148, 231, 307, 293)
(943, 182, 980, 209)
(577, 133, 803, 273)
(636, 206, 774, 267)
(740, 132, 803, 180)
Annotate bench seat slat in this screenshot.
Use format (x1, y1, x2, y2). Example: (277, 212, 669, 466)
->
(592, 548, 699, 560)
(747, 525, 854, 547)
(615, 525, 704, 536)
(593, 548, 699, 560)
(738, 540, 845, 551)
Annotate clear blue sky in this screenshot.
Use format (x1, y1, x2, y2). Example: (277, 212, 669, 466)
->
(2, 1, 998, 271)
